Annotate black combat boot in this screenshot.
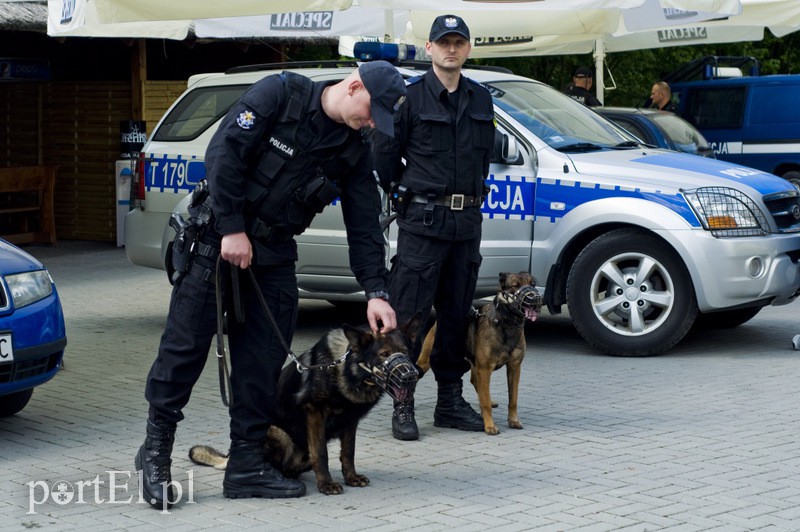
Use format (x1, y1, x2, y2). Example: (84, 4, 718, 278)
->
(222, 439, 306, 499)
(135, 420, 176, 509)
(392, 397, 419, 441)
(433, 380, 484, 432)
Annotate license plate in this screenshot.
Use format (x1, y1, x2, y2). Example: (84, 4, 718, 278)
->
(0, 332, 12, 363)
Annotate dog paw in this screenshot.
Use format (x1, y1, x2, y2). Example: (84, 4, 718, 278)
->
(345, 474, 370, 487)
(484, 425, 500, 435)
(317, 481, 344, 495)
(508, 419, 523, 430)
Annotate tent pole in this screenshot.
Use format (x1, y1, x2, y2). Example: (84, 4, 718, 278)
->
(594, 38, 605, 105)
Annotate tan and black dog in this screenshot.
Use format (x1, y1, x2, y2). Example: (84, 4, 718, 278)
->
(417, 272, 542, 435)
(190, 315, 421, 495)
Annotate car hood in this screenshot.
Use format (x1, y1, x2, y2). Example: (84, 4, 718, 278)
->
(567, 149, 795, 196)
(0, 239, 45, 275)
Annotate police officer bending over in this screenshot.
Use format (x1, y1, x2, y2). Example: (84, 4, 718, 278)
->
(373, 15, 496, 441)
(136, 61, 406, 508)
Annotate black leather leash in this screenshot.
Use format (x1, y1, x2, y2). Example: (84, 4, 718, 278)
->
(214, 256, 355, 406)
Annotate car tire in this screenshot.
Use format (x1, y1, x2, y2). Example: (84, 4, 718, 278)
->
(0, 388, 34, 417)
(566, 228, 698, 356)
(782, 170, 800, 191)
(693, 306, 763, 330)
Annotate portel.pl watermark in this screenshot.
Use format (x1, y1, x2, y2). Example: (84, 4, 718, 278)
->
(27, 469, 195, 514)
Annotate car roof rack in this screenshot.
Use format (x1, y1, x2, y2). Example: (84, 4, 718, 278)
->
(663, 56, 760, 84)
(225, 60, 359, 75)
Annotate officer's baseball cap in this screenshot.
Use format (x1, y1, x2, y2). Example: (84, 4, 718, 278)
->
(358, 60, 407, 138)
(573, 66, 594, 78)
(429, 14, 470, 42)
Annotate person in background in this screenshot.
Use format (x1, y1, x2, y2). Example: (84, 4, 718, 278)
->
(650, 81, 679, 113)
(564, 66, 602, 107)
(372, 14, 496, 441)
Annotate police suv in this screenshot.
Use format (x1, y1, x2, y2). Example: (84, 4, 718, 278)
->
(125, 59, 800, 357)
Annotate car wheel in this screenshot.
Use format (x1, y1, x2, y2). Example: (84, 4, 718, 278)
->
(782, 170, 800, 191)
(0, 388, 34, 417)
(566, 228, 698, 356)
(693, 306, 762, 330)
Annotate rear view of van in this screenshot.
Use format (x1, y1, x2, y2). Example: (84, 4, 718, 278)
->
(670, 56, 800, 189)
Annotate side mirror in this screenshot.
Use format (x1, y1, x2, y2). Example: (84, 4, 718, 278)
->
(491, 129, 523, 165)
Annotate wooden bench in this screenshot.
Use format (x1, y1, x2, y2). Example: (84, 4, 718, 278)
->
(0, 166, 58, 245)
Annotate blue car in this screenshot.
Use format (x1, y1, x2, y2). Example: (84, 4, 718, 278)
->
(596, 106, 715, 158)
(0, 239, 66, 416)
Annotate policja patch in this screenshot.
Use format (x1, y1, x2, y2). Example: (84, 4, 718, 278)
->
(236, 110, 256, 129)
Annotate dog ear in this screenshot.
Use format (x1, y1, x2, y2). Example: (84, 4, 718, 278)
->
(499, 272, 508, 286)
(342, 324, 372, 348)
(402, 311, 424, 344)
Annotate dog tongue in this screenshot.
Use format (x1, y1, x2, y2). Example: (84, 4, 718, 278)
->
(392, 387, 408, 402)
(525, 308, 538, 322)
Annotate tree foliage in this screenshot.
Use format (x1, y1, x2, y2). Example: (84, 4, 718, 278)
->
(478, 31, 800, 107)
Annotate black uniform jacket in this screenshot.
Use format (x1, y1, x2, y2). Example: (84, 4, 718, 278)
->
(565, 85, 602, 107)
(372, 69, 495, 241)
(204, 73, 388, 294)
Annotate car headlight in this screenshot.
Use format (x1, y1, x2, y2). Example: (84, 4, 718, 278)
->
(684, 187, 769, 237)
(4, 269, 54, 308)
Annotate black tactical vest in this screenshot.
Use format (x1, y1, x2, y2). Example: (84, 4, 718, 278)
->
(244, 72, 365, 237)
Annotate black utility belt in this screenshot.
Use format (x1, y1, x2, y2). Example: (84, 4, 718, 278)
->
(247, 218, 293, 243)
(410, 193, 483, 211)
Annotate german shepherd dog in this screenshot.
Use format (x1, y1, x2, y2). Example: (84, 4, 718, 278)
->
(417, 272, 542, 435)
(190, 315, 421, 495)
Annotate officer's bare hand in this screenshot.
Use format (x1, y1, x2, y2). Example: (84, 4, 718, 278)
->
(221, 232, 253, 269)
(367, 298, 397, 334)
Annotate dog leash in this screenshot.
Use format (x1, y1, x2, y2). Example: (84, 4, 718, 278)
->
(215, 256, 233, 407)
(214, 257, 357, 404)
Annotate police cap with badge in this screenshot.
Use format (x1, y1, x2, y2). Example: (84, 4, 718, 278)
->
(428, 14, 471, 42)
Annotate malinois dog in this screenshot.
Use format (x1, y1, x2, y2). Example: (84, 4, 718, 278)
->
(417, 272, 541, 435)
(190, 315, 421, 495)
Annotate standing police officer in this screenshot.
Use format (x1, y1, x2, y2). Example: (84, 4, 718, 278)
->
(136, 61, 406, 508)
(564, 66, 602, 107)
(372, 15, 495, 441)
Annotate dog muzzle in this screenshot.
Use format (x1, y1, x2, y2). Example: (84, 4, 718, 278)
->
(508, 285, 543, 322)
(359, 353, 419, 402)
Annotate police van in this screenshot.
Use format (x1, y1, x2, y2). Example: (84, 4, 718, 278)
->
(125, 58, 800, 357)
(668, 56, 800, 189)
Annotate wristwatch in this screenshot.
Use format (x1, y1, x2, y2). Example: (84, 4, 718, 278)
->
(366, 290, 390, 302)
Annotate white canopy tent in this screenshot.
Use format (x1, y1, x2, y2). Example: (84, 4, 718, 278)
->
(47, 0, 748, 103)
(48, 0, 742, 41)
(428, 0, 800, 101)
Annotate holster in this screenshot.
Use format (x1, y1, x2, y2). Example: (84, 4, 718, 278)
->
(390, 183, 412, 214)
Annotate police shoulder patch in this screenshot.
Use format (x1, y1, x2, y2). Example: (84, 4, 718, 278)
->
(236, 110, 256, 130)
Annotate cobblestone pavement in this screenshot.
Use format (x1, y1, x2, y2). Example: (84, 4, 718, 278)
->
(3, 241, 800, 531)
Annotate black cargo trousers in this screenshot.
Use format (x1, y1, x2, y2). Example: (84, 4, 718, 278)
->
(144, 230, 298, 442)
(387, 229, 481, 383)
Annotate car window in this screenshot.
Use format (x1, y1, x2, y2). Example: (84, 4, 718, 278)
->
(748, 85, 800, 125)
(153, 85, 249, 142)
(650, 112, 711, 154)
(685, 87, 746, 129)
(607, 116, 651, 146)
(485, 80, 631, 150)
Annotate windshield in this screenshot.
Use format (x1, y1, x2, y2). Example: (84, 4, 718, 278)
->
(484, 80, 636, 152)
(650, 112, 711, 154)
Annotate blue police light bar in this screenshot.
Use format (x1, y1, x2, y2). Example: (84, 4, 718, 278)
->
(353, 42, 416, 63)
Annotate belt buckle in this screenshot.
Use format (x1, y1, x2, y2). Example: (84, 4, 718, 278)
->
(450, 194, 465, 210)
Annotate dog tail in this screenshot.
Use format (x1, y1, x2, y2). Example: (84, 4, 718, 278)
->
(188, 445, 229, 470)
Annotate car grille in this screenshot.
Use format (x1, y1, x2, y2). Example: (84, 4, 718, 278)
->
(0, 353, 61, 384)
(763, 191, 800, 233)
